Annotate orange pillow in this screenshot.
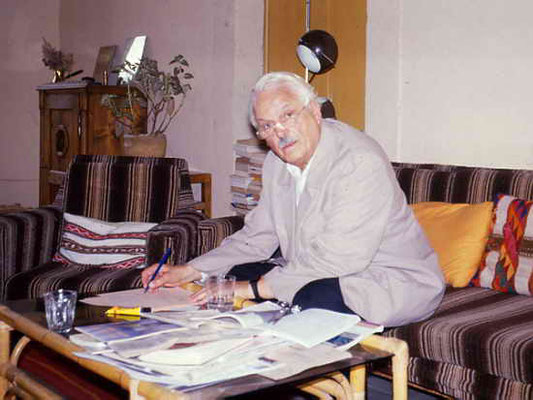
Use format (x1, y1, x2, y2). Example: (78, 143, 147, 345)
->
(411, 202, 493, 287)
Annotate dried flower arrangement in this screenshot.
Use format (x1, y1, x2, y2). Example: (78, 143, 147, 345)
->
(41, 38, 74, 82)
(101, 55, 193, 137)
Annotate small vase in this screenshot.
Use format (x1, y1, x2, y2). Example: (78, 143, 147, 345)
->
(122, 134, 167, 157)
(52, 70, 64, 83)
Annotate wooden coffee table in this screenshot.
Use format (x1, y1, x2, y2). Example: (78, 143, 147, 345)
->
(0, 300, 408, 399)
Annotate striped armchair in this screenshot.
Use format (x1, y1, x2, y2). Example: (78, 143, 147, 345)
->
(0, 155, 206, 301)
(192, 162, 533, 400)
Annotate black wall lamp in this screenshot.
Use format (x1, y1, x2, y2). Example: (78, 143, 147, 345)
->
(296, 29, 338, 75)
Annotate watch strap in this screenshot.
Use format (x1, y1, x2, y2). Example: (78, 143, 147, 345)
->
(250, 278, 262, 300)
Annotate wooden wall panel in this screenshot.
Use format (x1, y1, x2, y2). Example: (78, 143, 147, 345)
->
(264, 0, 306, 75)
(264, 0, 366, 130)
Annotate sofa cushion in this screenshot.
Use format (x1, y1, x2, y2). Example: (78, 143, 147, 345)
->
(411, 202, 493, 287)
(384, 286, 533, 392)
(4, 261, 143, 301)
(53, 213, 156, 269)
(63, 155, 196, 223)
(471, 194, 533, 295)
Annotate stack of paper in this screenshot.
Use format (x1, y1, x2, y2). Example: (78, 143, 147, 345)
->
(72, 301, 383, 390)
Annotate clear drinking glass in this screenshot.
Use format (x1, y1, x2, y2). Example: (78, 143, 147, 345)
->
(205, 275, 236, 312)
(43, 289, 77, 333)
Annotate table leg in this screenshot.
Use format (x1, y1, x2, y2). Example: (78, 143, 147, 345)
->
(0, 321, 12, 397)
(359, 335, 409, 400)
(350, 364, 366, 400)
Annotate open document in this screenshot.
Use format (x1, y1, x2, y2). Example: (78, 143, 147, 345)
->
(71, 302, 379, 390)
(185, 304, 361, 348)
(80, 287, 194, 310)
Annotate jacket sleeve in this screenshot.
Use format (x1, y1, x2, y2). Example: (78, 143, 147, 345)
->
(188, 155, 280, 275)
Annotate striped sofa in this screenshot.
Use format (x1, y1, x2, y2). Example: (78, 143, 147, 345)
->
(194, 162, 533, 400)
(0, 155, 206, 301)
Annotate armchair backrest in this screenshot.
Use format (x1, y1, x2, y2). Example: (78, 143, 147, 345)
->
(392, 163, 533, 204)
(62, 155, 195, 223)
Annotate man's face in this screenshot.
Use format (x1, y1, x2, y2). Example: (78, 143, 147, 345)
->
(254, 87, 322, 170)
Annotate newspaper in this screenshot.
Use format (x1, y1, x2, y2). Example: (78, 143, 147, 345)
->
(325, 320, 384, 351)
(75, 335, 286, 387)
(71, 303, 365, 390)
(186, 304, 361, 348)
(260, 343, 352, 380)
(75, 318, 184, 343)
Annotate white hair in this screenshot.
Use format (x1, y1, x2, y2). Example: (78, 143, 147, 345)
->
(249, 72, 317, 128)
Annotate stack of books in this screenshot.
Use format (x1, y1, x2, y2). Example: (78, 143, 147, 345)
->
(231, 138, 268, 215)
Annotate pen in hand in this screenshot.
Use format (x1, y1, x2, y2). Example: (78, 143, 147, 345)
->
(144, 247, 172, 293)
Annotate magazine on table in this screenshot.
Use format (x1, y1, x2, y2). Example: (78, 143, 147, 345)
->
(325, 320, 384, 351)
(187, 303, 361, 348)
(75, 318, 185, 344)
(74, 336, 285, 387)
(138, 337, 253, 366)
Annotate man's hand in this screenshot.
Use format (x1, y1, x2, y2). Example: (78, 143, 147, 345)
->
(141, 264, 202, 292)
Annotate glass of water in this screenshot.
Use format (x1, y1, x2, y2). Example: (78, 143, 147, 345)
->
(43, 289, 77, 334)
(205, 275, 236, 312)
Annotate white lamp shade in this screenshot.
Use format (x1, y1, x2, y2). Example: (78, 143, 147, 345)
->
(297, 45, 321, 73)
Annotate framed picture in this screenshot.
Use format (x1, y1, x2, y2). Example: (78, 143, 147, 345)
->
(117, 35, 147, 84)
(93, 45, 117, 84)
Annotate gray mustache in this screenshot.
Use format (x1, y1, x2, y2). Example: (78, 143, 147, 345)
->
(279, 137, 296, 147)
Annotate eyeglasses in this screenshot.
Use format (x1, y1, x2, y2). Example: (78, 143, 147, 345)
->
(255, 104, 308, 140)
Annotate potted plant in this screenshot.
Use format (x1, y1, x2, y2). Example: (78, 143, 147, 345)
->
(102, 54, 193, 157)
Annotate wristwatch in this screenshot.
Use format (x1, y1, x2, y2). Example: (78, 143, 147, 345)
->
(249, 278, 263, 300)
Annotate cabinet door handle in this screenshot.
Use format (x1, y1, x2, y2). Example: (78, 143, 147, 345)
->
(77, 111, 83, 137)
(55, 125, 69, 157)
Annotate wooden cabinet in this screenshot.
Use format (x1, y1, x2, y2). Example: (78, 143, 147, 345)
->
(264, 0, 367, 130)
(38, 83, 138, 205)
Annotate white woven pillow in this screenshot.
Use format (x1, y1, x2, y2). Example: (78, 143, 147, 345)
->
(53, 213, 157, 269)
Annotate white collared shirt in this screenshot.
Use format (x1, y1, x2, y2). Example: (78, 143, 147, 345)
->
(286, 154, 316, 206)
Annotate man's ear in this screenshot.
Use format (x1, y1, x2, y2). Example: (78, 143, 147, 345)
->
(309, 100, 322, 123)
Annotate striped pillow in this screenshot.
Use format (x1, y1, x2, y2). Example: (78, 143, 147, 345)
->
(471, 194, 533, 295)
(53, 213, 157, 269)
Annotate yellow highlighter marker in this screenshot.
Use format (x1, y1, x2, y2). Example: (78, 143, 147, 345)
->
(105, 306, 147, 316)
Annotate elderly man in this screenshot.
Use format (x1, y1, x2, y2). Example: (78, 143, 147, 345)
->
(142, 72, 444, 327)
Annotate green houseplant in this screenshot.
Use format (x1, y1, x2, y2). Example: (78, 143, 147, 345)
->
(102, 54, 193, 156)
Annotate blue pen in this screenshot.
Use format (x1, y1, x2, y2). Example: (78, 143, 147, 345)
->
(144, 248, 172, 293)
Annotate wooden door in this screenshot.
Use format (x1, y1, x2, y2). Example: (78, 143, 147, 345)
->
(264, 0, 366, 130)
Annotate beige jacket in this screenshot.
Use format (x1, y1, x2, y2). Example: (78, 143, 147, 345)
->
(189, 119, 445, 326)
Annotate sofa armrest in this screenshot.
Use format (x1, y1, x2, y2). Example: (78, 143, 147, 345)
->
(0, 206, 63, 300)
(197, 216, 244, 256)
(146, 209, 206, 266)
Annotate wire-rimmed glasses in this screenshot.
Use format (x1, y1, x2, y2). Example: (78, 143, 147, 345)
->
(256, 103, 308, 140)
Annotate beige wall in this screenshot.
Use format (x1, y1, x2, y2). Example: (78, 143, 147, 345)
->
(4, 0, 532, 214)
(59, 0, 264, 217)
(0, 0, 60, 207)
(367, 0, 533, 169)
(1, 0, 263, 216)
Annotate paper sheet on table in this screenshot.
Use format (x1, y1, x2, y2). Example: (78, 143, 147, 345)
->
(80, 287, 194, 310)
(260, 343, 351, 380)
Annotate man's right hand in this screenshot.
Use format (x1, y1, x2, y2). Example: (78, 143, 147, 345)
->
(141, 264, 202, 292)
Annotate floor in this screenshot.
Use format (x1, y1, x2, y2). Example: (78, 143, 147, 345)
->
(232, 374, 443, 399)
(367, 375, 441, 399)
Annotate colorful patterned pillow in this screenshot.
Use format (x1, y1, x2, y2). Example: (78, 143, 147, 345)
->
(471, 194, 533, 295)
(53, 213, 157, 269)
